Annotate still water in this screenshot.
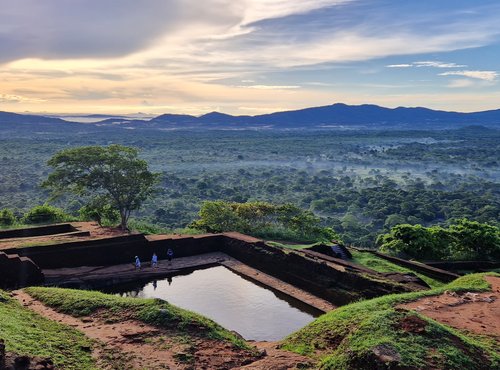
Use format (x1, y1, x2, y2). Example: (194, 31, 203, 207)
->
(110, 265, 321, 341)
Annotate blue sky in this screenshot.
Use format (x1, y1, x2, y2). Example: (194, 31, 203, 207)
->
(1, 0, 500, 114)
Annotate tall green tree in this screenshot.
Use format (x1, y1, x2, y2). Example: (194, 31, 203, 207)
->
(43, 145, 159, 230)
(377, 219, 499, 261)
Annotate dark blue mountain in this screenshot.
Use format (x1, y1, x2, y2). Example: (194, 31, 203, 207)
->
(0, 111, 67, 125)
(229, 104, 500, 127)
(2, 103, 500, 130)
(149, 103, 500, 128)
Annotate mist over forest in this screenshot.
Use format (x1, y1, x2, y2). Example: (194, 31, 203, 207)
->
(1, 124, 498, 246)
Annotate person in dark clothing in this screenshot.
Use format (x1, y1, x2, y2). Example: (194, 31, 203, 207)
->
(167, 248, 174, 264)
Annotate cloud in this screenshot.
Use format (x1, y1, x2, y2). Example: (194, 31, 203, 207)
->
(0, 0, 352, 64)
(237, 85, 300, 89)
(2, 1, 500, 114)
(446, 79, 476, 88)
(439, 70, 498, 81)
(0, 93, 45, 103)
(386, 61, 467, 68)
(414, 61, 467, 68)
(386, 64, 413, 68)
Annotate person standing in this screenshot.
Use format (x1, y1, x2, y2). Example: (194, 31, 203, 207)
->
(151, 253, 158, 268)
(134, 256, 141, 269)
(167, 248, 174, 264)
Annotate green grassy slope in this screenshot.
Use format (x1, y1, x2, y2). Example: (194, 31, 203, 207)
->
(282, 273, 499, 370)
(0, 290, 96, 370)
(25, 287, 248, 348)
(350, 249, 446, 288)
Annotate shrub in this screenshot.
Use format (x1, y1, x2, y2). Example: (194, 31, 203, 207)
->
(23, 205, 69, 224)
(0, 208, 16, 226)
(79, 197, 120, 227)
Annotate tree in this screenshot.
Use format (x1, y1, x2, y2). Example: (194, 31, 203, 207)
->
(0, 209, 16, 226)
(43, 145, 159, 230)
(448, 219, 500, 260)
(190, 200, 340, 243)
(377, 219, 499, 261)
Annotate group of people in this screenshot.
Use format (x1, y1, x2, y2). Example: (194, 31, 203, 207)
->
(134, 248, 174, 269)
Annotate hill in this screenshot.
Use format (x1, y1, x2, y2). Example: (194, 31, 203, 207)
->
(283, 273, 499, 369)
(2, 103, 500, 131)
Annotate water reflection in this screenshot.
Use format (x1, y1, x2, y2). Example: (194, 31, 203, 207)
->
(107, 265, 320, 341)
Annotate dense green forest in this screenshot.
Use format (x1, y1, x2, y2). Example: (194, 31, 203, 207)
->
(0, 125, 498, 246)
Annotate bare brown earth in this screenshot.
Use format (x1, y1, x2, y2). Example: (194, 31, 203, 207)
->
(0, 222, 125, 250)
(13, 290, 314, 369)
(399, 276, 500, 341)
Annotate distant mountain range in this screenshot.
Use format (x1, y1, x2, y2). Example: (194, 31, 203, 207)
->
(2, 103, 500, 130)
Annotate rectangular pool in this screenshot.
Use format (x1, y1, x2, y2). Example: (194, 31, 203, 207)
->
(108, 265, 321, 341)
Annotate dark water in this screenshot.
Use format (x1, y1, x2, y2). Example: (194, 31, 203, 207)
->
(109, 265, 321, 341)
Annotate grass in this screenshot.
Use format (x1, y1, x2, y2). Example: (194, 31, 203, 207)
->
(350, 249, 446, 288)
(282, 273, 500, 370)
(25, 287, 248, 349)
(0, 290, 96, 370)
(266, 241, 318, 250)
(128, 219, 206, 236)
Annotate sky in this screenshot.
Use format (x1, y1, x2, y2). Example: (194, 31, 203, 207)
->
(1, 0, 500, 115)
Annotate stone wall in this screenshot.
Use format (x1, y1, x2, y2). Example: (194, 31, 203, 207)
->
(369, 251, 459, 282)
(0, 252, 44, 289)
(220, 235, 416, 306)
(0, 223, 75, 239)
(1, 231, 424, 306)
(4, 234, 224, 270)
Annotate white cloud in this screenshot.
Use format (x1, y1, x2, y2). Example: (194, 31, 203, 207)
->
(386, 64, 413, 68)
(414, 61, 467, 68)
(386, 61, 467, 68)
(237, 85, 300, 89)
(439, 70, 498, 81)
(239, 0, 352, 26)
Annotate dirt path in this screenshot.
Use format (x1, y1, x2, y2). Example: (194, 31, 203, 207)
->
(13, 290, 313, 369)
(399, 276, 500, 340)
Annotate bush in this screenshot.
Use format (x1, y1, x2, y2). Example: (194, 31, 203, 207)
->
(23, 205, 69, 224)
(79, 197, 120, 227)
(377, 219, 500, 261)
(0, 208, 16, 226)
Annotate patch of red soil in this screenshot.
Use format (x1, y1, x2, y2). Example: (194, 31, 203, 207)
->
(397, 314, 428, 334)
(398, 276, 500, 340)
(235, 342, 313, 370)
